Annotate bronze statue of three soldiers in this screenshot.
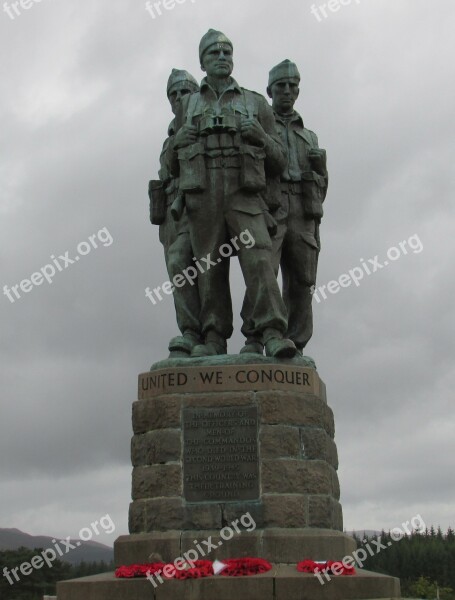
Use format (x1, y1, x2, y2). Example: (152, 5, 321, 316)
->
(149, 30, 328, 359)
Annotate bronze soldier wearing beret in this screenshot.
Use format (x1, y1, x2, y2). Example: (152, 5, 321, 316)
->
(166, 31, 297, 358)
(149, 69, 204, 357)
(241, 60, 328, 355)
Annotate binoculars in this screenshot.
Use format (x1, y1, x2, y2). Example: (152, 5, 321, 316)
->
(199, 113, 237, 135)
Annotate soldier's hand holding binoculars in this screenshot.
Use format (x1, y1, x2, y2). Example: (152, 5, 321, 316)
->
(241, 118, 267, 146)
(174, 125, 198, 149)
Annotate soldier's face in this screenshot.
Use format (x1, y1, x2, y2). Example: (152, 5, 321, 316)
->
(168, 87, 193, 115)
(201, 44, 233, 78)
(270, 78, 300, 114)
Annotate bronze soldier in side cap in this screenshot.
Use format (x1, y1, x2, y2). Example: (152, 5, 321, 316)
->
(165, 31, 297, 358)
(148, 69, 204, 357)
(241, 60, 328, 354)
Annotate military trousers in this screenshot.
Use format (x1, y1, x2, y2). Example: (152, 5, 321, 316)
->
(184, 164, 288, 341)
(241, 188, 320, 349)
(159, 203, 201, 338)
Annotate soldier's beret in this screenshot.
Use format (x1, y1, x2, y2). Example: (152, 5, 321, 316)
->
(268, 59, 301, 87)
(167, 69, 199, 96)
(199, 29, 233, 62)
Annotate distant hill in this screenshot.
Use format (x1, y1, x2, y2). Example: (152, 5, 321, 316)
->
(0, 528, 113, 566)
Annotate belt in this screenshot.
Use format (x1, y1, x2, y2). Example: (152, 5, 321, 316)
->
(280, 181, 302, 194)
(206, 156, 241, 169)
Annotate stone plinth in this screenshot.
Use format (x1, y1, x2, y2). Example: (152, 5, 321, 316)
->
(123, 357, 352, 566)
(57, 356, 401, 599)
(57, 567, 401, 600)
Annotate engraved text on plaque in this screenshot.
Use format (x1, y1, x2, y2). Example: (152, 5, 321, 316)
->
(183, 406, 260, 503)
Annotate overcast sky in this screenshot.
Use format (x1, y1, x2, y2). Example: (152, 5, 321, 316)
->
(1, 0, 454, 548)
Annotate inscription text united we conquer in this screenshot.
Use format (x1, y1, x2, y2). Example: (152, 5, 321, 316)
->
(138, 364, 316, 399)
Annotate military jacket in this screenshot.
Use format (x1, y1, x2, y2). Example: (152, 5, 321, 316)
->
(167, 77, 286, 178)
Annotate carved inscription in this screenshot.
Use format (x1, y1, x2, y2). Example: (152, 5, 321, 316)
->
(183, 406, 259, 503)
(138, 365, 317, 399)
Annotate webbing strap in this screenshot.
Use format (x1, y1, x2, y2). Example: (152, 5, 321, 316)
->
(185, 92, 200, 125)
(243, 90, 256, 119)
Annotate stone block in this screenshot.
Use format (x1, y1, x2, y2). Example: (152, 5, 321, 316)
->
(181, 530, 262, 561)
(300, 427, 331, 461)
(322, 404, 335, 438)
(183, 503, 223, 529)
(57, 573, 154, 600)
(333, 499, 343, 531)
(131, 430, 181, 466)
(132, 396, 181, 434)
(274, 564, 400, 600)
(259, 391, 323, 428)
(261, 528, 357, 563)
(331, 467, 341, 500)
(308, 495, 343, 529)
(262, 494, 307, 528)
(260, 425, 301, 458)
(155, 570, 274, 600)
(132, 465, 181, 500)
(114, 532, 181, 566)
(143, 498, 185, 531)
(128, 500, 146, 534)
(221, 501, 265, 529)
(327, 437, 339, 469)
(261, 459, 333, 495)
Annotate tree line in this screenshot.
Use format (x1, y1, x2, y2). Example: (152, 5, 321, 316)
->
(353, 526, 455, 599)
(0, 546, 113, 600)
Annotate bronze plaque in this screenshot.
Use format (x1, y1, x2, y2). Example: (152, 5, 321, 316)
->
(183, 406, 259, 503)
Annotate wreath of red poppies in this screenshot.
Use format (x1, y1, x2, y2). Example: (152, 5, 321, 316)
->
(297, 559, 356, 575)
(115, 557, 355, 579)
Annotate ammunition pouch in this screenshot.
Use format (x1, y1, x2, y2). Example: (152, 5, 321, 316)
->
(240, 145, 266, 192)
(177, 142, 206, 193)
(148, 180, 166, 225)
(262, 176, 281, 212)
(301, 171, 326, 220)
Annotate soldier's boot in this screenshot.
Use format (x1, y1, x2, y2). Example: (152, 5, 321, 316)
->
(263, 328, 297, 359)
(239, 337, 264, 355)
(168, 330, 201, 358)
(191, 330, 227, 357)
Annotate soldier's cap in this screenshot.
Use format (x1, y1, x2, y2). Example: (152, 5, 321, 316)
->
(268, 59, 301, 87)
(199, 29, 233, 63)
(167, 69, 199, 96)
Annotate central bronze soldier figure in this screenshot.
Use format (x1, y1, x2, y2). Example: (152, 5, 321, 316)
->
(166, 30, 297, 358)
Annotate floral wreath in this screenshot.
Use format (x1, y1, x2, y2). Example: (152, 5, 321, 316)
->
(115, 557, 355, 579)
